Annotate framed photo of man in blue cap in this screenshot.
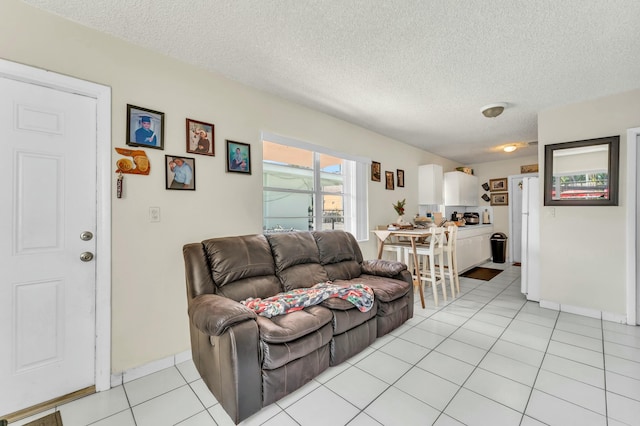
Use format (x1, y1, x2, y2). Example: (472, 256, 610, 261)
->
(127, 104, 164, 150)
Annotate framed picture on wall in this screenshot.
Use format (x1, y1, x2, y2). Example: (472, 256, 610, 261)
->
(385, 171, 394, 190)
(397, 169, 405, 187)
(186, 118, 214, 156)
(126, 104, 164, 150)
(490, 192, 508, 206)
(489, 177, 507, 192)
(226, 140, 251, 174)
(371, 161, 381, 182)
(165, 155, 195, 190)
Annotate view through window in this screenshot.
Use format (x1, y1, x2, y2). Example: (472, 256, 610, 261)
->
(262, 134, 368, 240)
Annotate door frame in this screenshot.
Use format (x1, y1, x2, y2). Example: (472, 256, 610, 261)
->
(626, 127, 640, 325)
(0, 59, 112, 391)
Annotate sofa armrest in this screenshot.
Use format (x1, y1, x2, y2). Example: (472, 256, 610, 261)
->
(188, 294, 257, 336)
(361, 259, 407, 277)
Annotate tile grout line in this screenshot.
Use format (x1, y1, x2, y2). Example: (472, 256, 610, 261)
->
(312, 275, 508, 425)
(431, 273, 537, 425)
(519, 304, 561, 425)
(337, 268, 523, 424)
(602, 316, 609, 426)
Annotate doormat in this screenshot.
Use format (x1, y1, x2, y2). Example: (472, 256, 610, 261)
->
(24, 412, 63, 426)
(460, 267, 503, 281)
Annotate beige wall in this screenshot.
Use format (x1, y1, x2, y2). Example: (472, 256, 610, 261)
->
(470, 155, 539, 236)
(538, 89, 640, 316)
(0, 1, 459, 373)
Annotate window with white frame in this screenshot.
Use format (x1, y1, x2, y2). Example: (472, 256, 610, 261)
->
(262, 132, 369, 241)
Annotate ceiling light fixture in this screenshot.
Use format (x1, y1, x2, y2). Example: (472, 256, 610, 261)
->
(503, 145, 517, 153)
(481, 102, 508, 118)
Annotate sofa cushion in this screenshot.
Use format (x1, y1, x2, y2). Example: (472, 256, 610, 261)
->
(203, 235, 280, 298)
(260, 321, 333, 370)
(312, 231, 363, 281)
(326, 299, 378, 334)
(266, 232, 320, 272)
(356, 274, 411, 303)
(276, 263, 329, 291)
(256, 305, 333, 344)
(215, 275, 282, 302)
(312, 230, 358, 265)
(266, 232, 329, 290)
(323, 261, 362, 281)
(361, 259, 407, 277)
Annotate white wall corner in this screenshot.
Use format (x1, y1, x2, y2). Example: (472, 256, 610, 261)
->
(601, 311, 629, 325)
(110, 351, 193, 385)
(541, 300, 629, 325)
(110, 373, 123, 388)
(559, 304, 602, 320)
(539, 300, 560, 311)
(174, 350, 192, 364)
(122, 356, 175, 383)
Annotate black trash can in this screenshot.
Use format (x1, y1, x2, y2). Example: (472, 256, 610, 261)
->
(490, 232, 508, 263)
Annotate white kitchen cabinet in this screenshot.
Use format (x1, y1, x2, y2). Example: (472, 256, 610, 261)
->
(418, 164, 443, 204)
(454, 225, 493, 272)
(444, 171, 478, 206)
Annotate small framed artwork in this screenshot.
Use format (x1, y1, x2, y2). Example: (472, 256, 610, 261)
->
(165, 155, 195, 190)
(385, 171, 395, 190)
(371, 161, 381, 182)
(521, 163, 539, 174)
(186, 118, 214, 156)
(397, 169, 405, 187)
(481, 193, 491, 202)
(490, 192, 508, 206)
(127, 104, 164, 150)
(489, 178, 507, 192)
(226, 140, 251, 174)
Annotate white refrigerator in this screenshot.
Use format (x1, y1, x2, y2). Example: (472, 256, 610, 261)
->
(521, 177, 540, 301)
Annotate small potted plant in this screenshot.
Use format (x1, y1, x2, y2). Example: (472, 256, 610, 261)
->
(392, 199, 406, 223)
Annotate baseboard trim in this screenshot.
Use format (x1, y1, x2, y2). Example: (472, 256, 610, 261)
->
(539, 300, 628, 324)
(110, 350, 192, 387)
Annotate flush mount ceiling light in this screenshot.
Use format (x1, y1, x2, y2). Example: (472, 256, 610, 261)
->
(503, 145, 517, 153)
(481, 102, 508, 118)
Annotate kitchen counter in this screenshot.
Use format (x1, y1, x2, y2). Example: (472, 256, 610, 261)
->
(457, 224, 493, 231)
(454, 224, 494, 272)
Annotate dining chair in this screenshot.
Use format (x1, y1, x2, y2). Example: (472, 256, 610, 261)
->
(439, 225, 460, 297)
(375, 225, 409, 262)
(403, 226, 447, 306)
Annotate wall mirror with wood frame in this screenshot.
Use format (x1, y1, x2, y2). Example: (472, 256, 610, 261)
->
(544, 136, 619, 206)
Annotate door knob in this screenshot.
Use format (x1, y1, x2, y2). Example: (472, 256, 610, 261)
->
(80, 231, 93, 241)
(80, 252, 94, 262)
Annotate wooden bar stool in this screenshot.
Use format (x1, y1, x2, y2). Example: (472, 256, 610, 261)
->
(439, 225, 460, 297)
(375, 225, 409, 262)
(403, 227, 447, 306)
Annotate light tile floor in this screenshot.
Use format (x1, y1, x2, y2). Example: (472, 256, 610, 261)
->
(11, 263, 640, 426)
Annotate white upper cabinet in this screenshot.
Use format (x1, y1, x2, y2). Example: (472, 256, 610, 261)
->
(444, 171, 478, 206)
(418, 164, 443, 204)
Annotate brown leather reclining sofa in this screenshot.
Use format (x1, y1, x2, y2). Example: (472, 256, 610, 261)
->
(183, 230, 414, 423)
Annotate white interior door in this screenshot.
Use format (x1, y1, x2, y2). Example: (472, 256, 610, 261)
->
(0, 77, 97, 415)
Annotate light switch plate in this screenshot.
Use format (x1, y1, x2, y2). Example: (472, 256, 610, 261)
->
(149, 207, 160, 222)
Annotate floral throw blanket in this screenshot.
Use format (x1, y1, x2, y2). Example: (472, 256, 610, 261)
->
(241, 281, 375, 318)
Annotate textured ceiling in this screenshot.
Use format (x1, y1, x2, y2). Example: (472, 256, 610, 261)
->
(22, 0, 640, 164)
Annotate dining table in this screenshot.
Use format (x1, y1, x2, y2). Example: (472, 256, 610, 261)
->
(371, 228, 435, 309)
